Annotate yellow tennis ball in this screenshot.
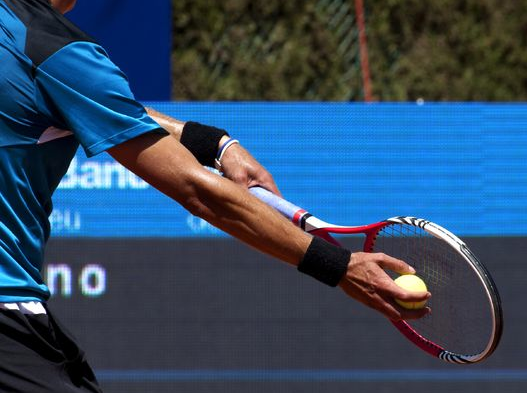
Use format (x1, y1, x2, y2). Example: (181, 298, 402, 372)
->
(394, 274, 428, 309)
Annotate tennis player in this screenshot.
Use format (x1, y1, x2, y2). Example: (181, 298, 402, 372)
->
(0, 0, 430, 391)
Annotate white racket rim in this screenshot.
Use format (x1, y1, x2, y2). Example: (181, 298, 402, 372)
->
(386, 216, 503, 363)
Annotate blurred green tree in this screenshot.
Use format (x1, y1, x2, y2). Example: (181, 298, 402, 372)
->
(367, 0, 527, 101)
(171, 0, 527, 101)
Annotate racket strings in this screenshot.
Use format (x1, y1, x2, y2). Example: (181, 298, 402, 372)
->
(375, 223, 492, 356)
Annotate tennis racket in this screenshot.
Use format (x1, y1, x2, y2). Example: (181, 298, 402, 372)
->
(249, 186, 503, 364)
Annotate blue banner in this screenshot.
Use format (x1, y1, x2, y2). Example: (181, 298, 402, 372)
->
(50, 103, 527, 237)
(67, 0, 171, 100)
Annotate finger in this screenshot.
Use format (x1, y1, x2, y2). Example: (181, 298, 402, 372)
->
(230, 171, 249, 186)
(260, 173, 281, 196)
(393, 288, 431, 302)
(374, 295, 427, 321)
(248, 177, 282, 196)
(249, 182, 281, 197)
(259, 180, 281, 197)
(362, 288, 431, 321)
(375, 253, 415, 274)
(380, 300, 407, 321)
(339, 278, 430, 321)
(386, 281, 431, 302)
(375, 273, 431, 301)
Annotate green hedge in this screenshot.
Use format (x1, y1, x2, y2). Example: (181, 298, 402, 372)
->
(172, 0, 527, 101)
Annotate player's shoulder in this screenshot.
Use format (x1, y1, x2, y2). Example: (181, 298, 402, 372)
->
(3, 0, 96, 66)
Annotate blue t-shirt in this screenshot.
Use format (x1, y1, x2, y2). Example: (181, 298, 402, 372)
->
(0, 0, 164, 301)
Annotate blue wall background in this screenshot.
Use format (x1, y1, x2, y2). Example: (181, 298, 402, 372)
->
(50, 102, 527, 238)
(67, 0, 171, 100)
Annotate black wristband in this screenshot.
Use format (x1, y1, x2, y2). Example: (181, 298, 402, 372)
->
(298, 237, 351, 287)
(180, 121, 229, 167)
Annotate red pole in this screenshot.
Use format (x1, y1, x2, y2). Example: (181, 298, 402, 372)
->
(355, 0, 373, 102)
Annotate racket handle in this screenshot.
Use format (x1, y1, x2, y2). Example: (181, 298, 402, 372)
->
(249, 187, 304, 221)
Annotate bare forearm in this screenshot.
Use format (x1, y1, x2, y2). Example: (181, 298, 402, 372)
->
(187, 175, 309, 264)
(108, 132, 431, 321)
(109, 132, 309, 265)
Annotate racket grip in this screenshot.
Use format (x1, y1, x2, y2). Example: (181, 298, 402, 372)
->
(249, 187, 304, 221)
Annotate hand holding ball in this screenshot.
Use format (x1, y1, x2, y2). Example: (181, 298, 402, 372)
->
(394, 274, 428, 309)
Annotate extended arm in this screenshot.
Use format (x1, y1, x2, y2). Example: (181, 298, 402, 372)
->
(109, 131, 304, 263)
(109, 132, 430, 321)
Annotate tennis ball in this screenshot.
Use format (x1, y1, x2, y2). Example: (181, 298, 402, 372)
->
(394, 274, 428, 309)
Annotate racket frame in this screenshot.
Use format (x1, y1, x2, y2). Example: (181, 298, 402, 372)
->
(250, 187, 503, 364)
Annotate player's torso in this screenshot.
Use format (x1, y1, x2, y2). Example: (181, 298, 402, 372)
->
(0, 0, 81, 301)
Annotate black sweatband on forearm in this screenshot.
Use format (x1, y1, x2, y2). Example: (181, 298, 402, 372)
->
(298, 236, 351, 287)
(180, 121, 229, 167)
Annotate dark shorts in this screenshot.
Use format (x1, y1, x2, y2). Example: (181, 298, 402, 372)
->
(0, 305, 102, 393)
